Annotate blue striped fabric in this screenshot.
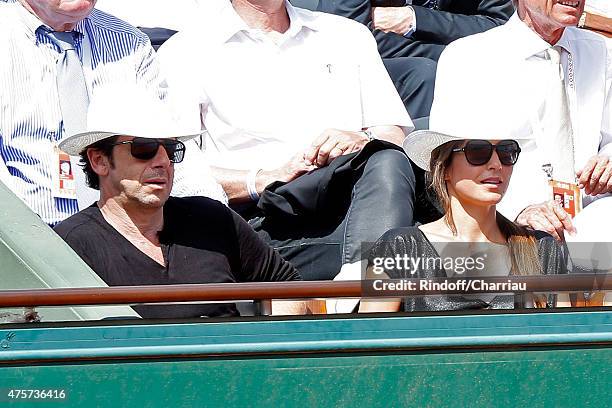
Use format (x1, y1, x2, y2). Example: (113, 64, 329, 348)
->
(0, 0, 166, 225)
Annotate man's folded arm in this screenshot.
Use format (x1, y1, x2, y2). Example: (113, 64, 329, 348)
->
(411, 0, 514, 44)
(317, 0, 373, 25)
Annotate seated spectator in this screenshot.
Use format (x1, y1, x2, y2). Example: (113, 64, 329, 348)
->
(294, 0, 514, 119)
(0, 0, 224, 226)
(158, 0, 417, 281)
(432, 0, 612, 243)
(53, 95, 303, 319)
(360, 92, 572, 313)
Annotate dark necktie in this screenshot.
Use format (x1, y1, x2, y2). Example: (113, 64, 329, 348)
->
(45, 30, 89, 136)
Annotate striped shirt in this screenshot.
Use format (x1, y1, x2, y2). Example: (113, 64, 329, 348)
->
(0, 0, 167, 225)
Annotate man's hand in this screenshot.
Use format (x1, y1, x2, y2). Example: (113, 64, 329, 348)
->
(256, 152, 317, 192)
(576, 155, 612, 196)
(371, 6, 415, 35)
(516, 200, 577, 241)
(304, 129, 369, 168)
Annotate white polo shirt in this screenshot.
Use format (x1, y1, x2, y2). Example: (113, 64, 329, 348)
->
(158, 1, 412, 170)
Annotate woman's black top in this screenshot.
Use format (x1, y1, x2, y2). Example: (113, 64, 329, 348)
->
(368, 227, 570, 311)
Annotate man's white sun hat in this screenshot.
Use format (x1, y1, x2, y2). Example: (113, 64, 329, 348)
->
(58, 87, 203, 155)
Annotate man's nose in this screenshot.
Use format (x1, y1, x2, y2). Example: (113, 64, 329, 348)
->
(151, 145, 172, 167)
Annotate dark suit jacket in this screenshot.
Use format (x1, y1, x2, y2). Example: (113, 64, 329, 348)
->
(295, 0, 514, 60)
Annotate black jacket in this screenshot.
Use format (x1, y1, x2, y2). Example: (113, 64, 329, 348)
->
(295, 0, 514, 60)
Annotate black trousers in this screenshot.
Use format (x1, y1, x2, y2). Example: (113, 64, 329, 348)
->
(383, 56, 436, 119)
(245, 150, 416, 281)
(138, 27, 177, 51)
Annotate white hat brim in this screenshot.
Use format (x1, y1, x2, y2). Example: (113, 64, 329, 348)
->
(402, 130, 534, 171)
(58, 131, 201, 156)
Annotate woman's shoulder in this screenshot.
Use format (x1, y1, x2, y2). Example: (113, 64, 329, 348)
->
(376, 226, 426, 243)
(370, 226, 431, 259)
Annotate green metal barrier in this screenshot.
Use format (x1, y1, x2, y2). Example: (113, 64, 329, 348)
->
(0, 310, 611, 407)
(0, 181, 138, 321)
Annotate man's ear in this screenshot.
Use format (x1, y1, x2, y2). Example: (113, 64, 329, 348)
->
(87, 148, 111, 177)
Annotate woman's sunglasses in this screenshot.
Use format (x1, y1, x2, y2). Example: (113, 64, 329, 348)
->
(451, 139, 521, 166)
(110, 138, 186, 163)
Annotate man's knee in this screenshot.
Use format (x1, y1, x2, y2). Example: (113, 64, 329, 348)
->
(409, 58, 437, 90)
(361, 149, 416, 194)
(385, 57, 436, 89)
(384, 57, 436, 118)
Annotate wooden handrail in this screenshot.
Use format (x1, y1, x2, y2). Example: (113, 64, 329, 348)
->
(0, 275, 610, 308)
(584, 12, 612, 37)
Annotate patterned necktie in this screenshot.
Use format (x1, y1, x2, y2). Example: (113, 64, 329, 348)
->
(46, 30, 89, 136)
(544, 46, 575, 183)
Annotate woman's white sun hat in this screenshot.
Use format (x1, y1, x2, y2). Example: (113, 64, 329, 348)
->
(403, 91, 537, 171)
(58, 87, 203, 156)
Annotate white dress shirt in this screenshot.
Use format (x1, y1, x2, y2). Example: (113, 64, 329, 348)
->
(158, 1, 412, 171)
(434, 13, 612, 221)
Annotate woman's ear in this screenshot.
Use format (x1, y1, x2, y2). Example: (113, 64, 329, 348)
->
(87, 148, 111, 178)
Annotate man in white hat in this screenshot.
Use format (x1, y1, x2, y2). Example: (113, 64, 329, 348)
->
(53, 97, 303, 319)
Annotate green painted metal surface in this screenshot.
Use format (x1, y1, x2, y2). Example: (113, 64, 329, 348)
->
(0, 181, 138, 321)
(1, 348, 609, 407)
(1, 311, 611, 407)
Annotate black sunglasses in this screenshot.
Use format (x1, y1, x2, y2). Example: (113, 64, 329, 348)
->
(110, 138, 186, 163)
(451, 139, 521, 166)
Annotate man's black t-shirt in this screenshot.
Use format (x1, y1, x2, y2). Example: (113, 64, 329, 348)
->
(54, 197, 301, 319)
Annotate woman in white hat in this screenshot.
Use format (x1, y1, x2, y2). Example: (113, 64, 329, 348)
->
(359, 110, 572, 312)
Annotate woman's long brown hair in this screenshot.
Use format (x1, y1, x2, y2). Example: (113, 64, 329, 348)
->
(428, 141, 546, 307)
(428, 141, 546, 308)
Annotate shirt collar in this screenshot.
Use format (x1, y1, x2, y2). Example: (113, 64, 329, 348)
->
(506, 13, 551, 59)
(506, 12, 573, 59)
(14, 0, 87, 43)
(217, 0, 321, 44)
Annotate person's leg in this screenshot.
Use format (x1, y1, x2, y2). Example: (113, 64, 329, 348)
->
(249, 149, 416, 280)
(375, 34, 446, 61)
(341, 149, 416, 263)
(249, 211, 347, 281)
(383, 57, 436, 119)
